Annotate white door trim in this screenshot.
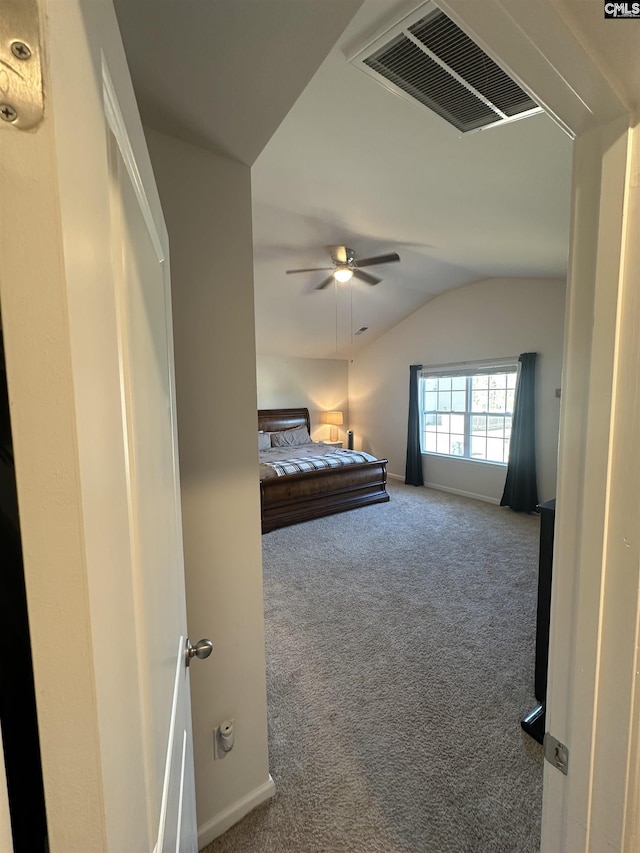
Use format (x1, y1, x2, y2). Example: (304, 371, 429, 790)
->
(155, 635, 186, 853)
(543, 115, 634, 853)
(102, 56, 166, 264)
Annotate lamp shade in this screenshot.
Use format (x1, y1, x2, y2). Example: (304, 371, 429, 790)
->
(324, 411, 343, 425)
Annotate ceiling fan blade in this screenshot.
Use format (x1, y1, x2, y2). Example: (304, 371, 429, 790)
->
(315, 274, 336, 290)
(286, 266, 333, 274)
(355, 252, 401, 268)
(353, 269, 381, 286)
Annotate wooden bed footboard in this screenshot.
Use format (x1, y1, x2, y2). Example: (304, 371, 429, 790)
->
(260, 459, 389, 533)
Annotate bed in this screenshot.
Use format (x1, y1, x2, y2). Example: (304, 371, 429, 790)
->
(258, 407, 389, 533)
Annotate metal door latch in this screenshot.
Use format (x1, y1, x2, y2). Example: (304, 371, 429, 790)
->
(544, 732, 569, 775)
(0, 0, 44, 130)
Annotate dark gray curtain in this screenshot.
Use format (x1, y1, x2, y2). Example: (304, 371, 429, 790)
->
(501, 352, 538, 512)
(405, 364, 424, 486)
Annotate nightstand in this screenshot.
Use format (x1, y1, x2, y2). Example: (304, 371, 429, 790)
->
(324, 440, 343, 448)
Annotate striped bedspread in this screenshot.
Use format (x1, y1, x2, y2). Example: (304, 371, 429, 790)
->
(260, 445, 377, 479)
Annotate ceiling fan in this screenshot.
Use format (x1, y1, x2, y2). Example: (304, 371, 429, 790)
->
(286, 245, 400, 289)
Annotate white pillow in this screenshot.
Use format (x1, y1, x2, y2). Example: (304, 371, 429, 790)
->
(270, 426, 312, 447)
(258, 431, 271, 451)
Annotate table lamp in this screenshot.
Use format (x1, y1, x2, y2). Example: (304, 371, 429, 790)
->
(324, 411, 343, 442)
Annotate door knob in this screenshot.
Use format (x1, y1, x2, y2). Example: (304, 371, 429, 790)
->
(185, 638, 213, 666)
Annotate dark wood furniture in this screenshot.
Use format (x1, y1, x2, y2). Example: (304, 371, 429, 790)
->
(258, 407, 389, 533)
(521, 498, 556, 744)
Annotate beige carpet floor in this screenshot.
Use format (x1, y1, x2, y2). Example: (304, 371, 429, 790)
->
(204, 480, 543, 853)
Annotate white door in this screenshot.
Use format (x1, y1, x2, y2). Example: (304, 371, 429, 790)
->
(106, 97, 199, 853)
(0, 1, 203, 850)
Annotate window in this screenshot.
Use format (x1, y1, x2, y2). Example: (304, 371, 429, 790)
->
(419, 363, 518, 464)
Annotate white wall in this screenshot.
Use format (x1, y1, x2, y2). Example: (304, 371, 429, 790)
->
(256, 355, 349, 442)
(146, 129, 272, 845)
(349, 277, 566, 503)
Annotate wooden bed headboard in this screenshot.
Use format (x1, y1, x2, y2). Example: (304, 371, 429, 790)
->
(258, 407, 310, 434)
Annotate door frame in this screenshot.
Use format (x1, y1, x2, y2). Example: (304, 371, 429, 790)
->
(439, 1, 640, 849)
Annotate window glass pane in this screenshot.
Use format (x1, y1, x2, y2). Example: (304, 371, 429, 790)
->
(488, 416, 504, 438)
(473, 375, 488, 390)
(487, 417, 504, 438)
(471, 414, 487, 435)
(439, 414, 451, 432)
(450, 414, 465, 433)
(471, 436, 486, 459)
(486, 437, 505, 462)
(424, 433, 437, 452)
(472, 390, 488, 412)
(452, 376, 466, 391)
(424, 415, 437, 432)
(506, 389, 515, 413)
(451, 390, 466, 412)
(438, 376, 452, 391)
(438, 391, 452, 412)
(424, 391, 437, 412)
(436, 434, 450, 454)
(489, 389, 506, 412)
(450, 436, 464, 456)
(507, 372, 517, 389)
(424, 376, 438, 391)
(504, 415, 512, 439)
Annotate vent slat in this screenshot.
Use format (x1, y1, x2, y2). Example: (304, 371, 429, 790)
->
(365, 35, 498, 133)
(361, 8, 538, 132)
(408, 12, 537, 116)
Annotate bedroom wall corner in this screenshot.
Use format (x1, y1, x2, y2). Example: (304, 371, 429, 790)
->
(256, 355, 349, 442)
(144, 128, 271, 844)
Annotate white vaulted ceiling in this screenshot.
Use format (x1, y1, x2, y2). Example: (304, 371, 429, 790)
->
(115, 1, 638, 361)
(250, 1, 573, 358)
(113, 0, 364, 166)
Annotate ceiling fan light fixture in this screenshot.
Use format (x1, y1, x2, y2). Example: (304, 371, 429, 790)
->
(286, 245, 400, 289)
(333, 267, 353, 283)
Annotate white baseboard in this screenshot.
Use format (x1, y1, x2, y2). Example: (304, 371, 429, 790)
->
(197, 775, 276, 849)
(387, 472, 499, 505)
(424, 481, 500, 505)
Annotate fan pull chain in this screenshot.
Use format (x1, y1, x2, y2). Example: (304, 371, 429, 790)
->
(350, 279, 354, 353)
(335, 278, 339, 354)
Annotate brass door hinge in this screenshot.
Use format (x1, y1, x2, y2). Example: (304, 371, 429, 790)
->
(0, 0, 44, 130)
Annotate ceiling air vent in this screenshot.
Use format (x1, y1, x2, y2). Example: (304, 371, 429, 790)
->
(351, 3, 541, 133)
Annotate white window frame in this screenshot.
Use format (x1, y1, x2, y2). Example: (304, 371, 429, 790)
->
(419, 358, 519, 465)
